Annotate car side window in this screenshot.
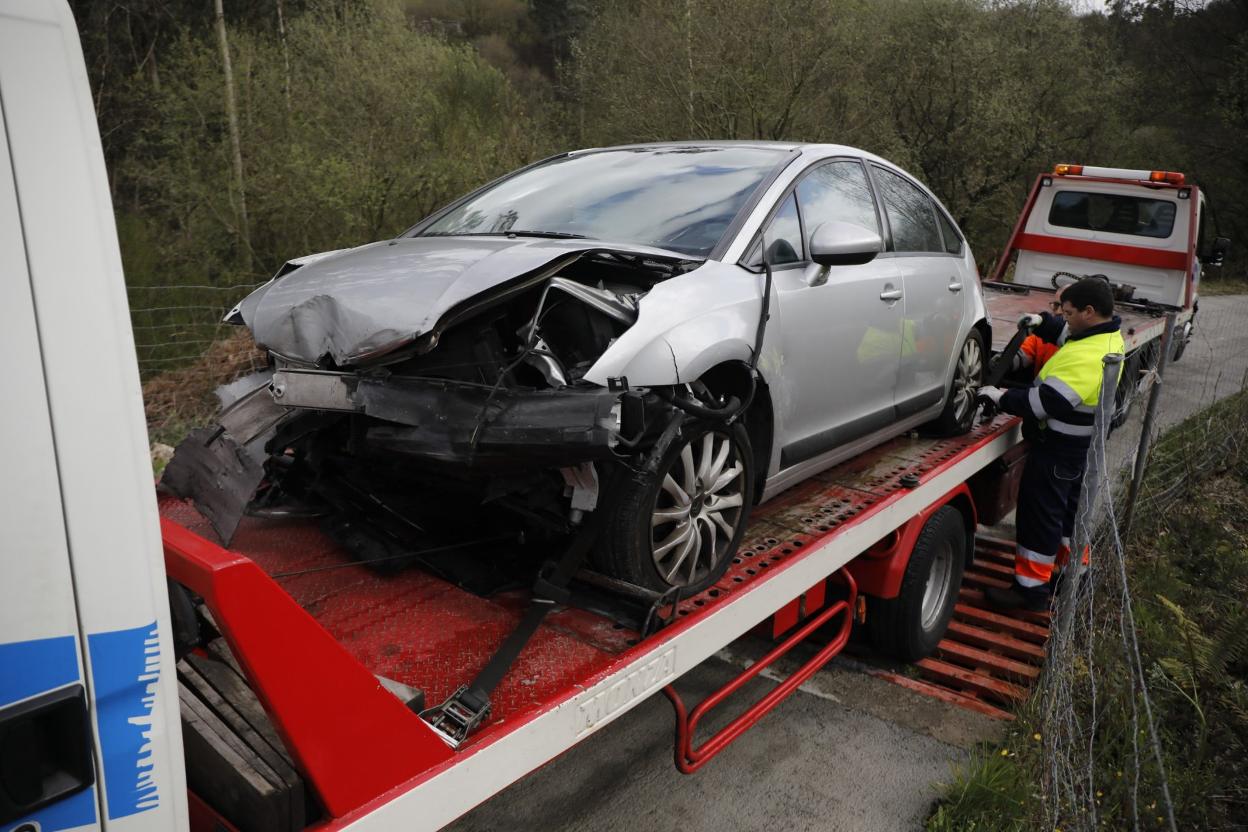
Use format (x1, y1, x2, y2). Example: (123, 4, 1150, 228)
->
(752, 193, 803, 266)
(873, 166, 942, 253)
(935, 208, 963, 256)
(795, 160, 880, 251)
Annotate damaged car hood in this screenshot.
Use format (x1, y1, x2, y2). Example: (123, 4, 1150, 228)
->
(237, 236, 699, 367)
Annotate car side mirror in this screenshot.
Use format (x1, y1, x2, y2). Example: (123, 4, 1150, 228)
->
(1206, 236, 1231, 265)
(809, 221, 883, 268)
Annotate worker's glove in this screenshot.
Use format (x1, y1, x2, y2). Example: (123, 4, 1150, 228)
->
(1018, 313, 1044, 329)
(976, 385, 1005, 405)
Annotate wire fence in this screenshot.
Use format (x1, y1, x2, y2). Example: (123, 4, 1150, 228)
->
(1035, 290, 1248, 831)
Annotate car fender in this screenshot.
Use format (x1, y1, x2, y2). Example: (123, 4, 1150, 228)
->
(583, 262, 764, 386)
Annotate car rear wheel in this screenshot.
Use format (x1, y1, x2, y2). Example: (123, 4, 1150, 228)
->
(597, 422, 754, 594)
(868, 505, 967, 662)
(927, 329, 985, 436)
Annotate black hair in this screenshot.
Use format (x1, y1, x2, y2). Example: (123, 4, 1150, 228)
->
(1063, 276, 1114, 317)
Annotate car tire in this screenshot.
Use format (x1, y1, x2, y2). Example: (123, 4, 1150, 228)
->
(597, 421, 754, 594)
(927, 329, 985, 436)
(868, 505, 966, 662)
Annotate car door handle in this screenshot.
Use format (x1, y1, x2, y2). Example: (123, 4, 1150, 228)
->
(947, 280, 962, 293)
(879, 289, 903, 301)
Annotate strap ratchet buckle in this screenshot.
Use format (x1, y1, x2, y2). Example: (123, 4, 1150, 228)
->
(421, 685, 490, 748)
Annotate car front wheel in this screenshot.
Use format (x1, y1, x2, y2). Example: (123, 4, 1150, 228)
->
(597, 422, 754, 594)
(927, 329, 985, 436)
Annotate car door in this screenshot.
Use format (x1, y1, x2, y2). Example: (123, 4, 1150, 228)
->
(763, 159, 902, 470)
(870, 165, 964, 419)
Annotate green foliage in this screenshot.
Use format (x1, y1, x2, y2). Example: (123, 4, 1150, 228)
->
(113, 0, 547, 288)
(925, 745, 1034, 831)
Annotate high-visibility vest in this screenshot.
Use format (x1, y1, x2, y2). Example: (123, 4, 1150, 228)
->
(1033, 329, 1125, 438)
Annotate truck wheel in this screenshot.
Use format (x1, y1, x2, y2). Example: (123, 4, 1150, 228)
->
(868, 505, 966, 662)
(1170, 320, 1193, 363)
(1111, 343, 1157, 429)
(927, 330, 985, 437)
(598, 422, 754, 594)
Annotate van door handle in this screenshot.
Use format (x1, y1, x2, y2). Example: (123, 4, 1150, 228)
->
(947, 280, 962, 292)
(879, 288, 903, 301)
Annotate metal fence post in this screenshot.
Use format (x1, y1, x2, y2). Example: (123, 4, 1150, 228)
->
(1121, 311, 1177, 540)
(1055, 352, 1124, 636)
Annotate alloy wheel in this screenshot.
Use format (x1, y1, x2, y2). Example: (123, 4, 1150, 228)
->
(952, 336, 984, 424)
(650, 430, 747, 587)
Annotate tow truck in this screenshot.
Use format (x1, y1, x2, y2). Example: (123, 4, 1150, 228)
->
(2, 5, 1211, 832)
(982, 162, 1228, 422)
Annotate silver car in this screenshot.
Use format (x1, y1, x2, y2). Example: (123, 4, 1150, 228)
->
(166, 142, 988, 594)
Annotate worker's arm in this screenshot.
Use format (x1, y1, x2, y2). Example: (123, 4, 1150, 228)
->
(998, 376, 1082, 422)
(1032, 312, 1067, 345)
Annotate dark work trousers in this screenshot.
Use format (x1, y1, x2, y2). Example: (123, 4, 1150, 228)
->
(1013, 439, 1087, 597)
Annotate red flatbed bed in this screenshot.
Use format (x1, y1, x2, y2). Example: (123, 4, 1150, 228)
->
(161, 414, 1021, 831)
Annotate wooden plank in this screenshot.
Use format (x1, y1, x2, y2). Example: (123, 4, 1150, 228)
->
(180, 659, 306, 829)
(953, 601, 1050, 642)
(187, 649, 293, 768)
(935, 639, 1041, 682)
(945, 620, 1046, 662)
(915, 658, 1028, 705)
(180, 683, 287, 832)
(959, 587, 1051, 626)
(865, 668, 1014, 721)
(961, 571, 1013, 591)
(972, 559, 1016, 579)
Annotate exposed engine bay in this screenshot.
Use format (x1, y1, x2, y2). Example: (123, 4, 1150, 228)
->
(161, 245, 749, 591)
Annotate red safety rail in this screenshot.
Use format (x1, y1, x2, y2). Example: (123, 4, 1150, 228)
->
(664, 571, 856, 773)
(868, 534, 1050, 720)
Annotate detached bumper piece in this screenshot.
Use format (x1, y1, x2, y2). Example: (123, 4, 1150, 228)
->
(274, 368, 622, 468)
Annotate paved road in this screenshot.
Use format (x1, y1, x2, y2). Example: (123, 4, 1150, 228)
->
(447, 294, 1248, 832)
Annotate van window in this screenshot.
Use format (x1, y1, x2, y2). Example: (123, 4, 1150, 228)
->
(1048, 191, 1176, 239)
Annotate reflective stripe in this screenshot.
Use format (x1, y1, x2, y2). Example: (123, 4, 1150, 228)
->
(1028, 386, 1047, 419)
(1016, 545, 1056, 586)
(1018, 545, 1056, 565)
(1042, 375, 1083, 406)
(1046, 420, 1095, 437)
(1074, 403, 1096, 414)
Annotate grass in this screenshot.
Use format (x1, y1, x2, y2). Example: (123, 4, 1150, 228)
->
(1198, 277, 1248, 296)
(927, 744, 1035, 831)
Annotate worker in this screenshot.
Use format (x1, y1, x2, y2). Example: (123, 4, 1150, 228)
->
(976, 277, 1124, 611)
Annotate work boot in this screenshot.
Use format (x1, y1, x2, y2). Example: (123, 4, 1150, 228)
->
(984, 583, 1049, 613)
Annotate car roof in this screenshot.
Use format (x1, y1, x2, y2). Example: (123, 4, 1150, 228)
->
(569, 140, 896, 169)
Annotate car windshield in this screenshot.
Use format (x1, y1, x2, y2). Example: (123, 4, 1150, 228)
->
(415, 146, 788, 257)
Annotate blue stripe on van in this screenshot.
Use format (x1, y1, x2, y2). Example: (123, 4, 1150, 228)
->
(87, 621, 162, 819)
(0, 633, 79, 707)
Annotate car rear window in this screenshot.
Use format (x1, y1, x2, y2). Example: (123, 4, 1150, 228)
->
(417, 146, 788, 257)
(1048, 191, 1177, 239)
